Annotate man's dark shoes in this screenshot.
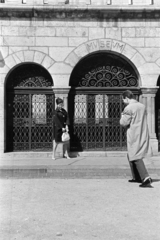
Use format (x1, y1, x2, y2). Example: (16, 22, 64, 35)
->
(139, 178, 153, 188)
(128, 179, 142, 183)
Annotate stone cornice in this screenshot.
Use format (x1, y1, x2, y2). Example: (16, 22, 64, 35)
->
(52, 86, 71, 94)
(141, 86, 159, 94)
(1, 6, 160, 19)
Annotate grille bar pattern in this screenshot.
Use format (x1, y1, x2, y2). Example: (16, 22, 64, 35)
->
(12, 94, 54, 151)
(71, 94, 127, 151)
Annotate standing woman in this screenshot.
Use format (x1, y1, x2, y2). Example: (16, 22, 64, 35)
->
(52, 97, 70, 160)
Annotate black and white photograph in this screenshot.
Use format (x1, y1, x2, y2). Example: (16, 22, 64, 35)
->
(0, 0, 160, 239)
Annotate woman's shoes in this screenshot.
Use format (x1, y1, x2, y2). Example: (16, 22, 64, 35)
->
(52, 156, 56, 160)
(63, 154, 70, 159)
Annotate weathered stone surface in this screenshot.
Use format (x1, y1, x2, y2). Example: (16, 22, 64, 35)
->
(133, 0, 152, 5)
(2, 26, 36, 36)
(74, 43, 88, 59)
(3, 37, 35, 46)
(145, 38, 160, 47)
(14, 51, 25, 62)
(136, 28, 160, 37)
(0, 20, 10, 26)
(29, 47, 48, 55)
(1, 7, 160, 21)
(156, 57, 160, 67)
(10, 20, 31, 27)
(105, 28, 121, 40)
(51, 74, 70, 87)
(137, 48, 160, 62)
(12, 53, 22, 64)
(138, 63, 160, 75)
(122, 28, 136, 38)
(49, 47, 74, 61)
(122, 38, 145, 47)
(65, 52, 79, 67)
(36, 37, 68, 47)
(48, 63, 72, 74)
(36, 27, 56, 36)
(69, 37, 88, 47)
(24, 50, 34, 62)
(89, 28, 105, 40)
(111, 40, 125, 53)
(131, 52, 146, 68)
(44, 20, 75, 27)
(33, 51, 45, 64)
(9, 47, 28, 55)
(122, 44, 137, 60)
(0, 47, 9, 60)
(76, 21, 98, 27)
(56, 27, 88, 37)
(118, 21, 146, 28)
(5, 55, 16, 69)
(41, 56, 55, 70)
(0, 74, 5, 87)
(0, 65, 10, 74)
(140, 74, 159, 87)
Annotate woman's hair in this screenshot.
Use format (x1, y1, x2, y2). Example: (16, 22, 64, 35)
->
(122, 90, 134, 99)
(56, 97, 63, 105)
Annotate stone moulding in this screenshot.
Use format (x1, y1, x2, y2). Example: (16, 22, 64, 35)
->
(0, 7, 160, 19)
(4, 50, 55, 72)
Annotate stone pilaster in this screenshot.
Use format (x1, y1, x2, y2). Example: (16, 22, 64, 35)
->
(140, 87, 159, 154)
(52, 86, 71, 111)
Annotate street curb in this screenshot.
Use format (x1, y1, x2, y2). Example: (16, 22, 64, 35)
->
(0, 166, 160, 179)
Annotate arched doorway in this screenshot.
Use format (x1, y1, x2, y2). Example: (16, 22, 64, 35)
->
(5, 63, 54, 152)
(69, 52, 140, 152)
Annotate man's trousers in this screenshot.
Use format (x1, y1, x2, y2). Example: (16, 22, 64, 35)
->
(128, 158, 149, 181)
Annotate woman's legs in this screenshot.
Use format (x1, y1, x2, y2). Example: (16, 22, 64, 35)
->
(52, 140, 58, 160)
(63, 141, 70, 159)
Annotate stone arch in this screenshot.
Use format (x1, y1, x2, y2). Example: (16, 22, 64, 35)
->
(4, 50, 55, 78)
(65, 38, 148, 87)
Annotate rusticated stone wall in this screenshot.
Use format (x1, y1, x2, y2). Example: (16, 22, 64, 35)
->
(0, 6, 160, 154)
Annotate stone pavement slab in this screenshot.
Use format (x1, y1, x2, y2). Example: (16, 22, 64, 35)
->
(0, 179, 160, 240)
(0, 154, 160, 178)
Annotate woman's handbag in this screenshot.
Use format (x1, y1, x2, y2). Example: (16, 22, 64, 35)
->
(62, 132, 70, 142)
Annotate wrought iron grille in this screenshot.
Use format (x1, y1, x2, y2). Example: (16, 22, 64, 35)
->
(11, 93, 54, 151)
(17, 77, 52, 88)
(70, 94, 127, 151)
(79, 66, 138, 87)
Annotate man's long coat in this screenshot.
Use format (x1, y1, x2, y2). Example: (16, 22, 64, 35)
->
(120, 99, 152, 161)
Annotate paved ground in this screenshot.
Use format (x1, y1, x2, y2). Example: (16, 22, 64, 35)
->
(0, 178, 160, 240)
(0, 155, 160, 178)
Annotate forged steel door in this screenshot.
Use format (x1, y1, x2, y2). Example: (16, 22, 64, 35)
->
(7, 92, 54, 151)
(70, 93, 127, 151)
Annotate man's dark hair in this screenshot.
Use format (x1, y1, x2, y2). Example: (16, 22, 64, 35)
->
(122, 90, 134, 99)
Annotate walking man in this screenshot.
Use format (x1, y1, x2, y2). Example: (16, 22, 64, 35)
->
(120, 90, 153, 188)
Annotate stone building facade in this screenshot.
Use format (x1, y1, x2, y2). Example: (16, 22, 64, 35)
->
(0, 0, 160, 158)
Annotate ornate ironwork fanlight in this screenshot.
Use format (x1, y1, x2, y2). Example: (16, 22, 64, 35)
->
(17, 77, 52, 88)
(79, 66, 138, 87)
